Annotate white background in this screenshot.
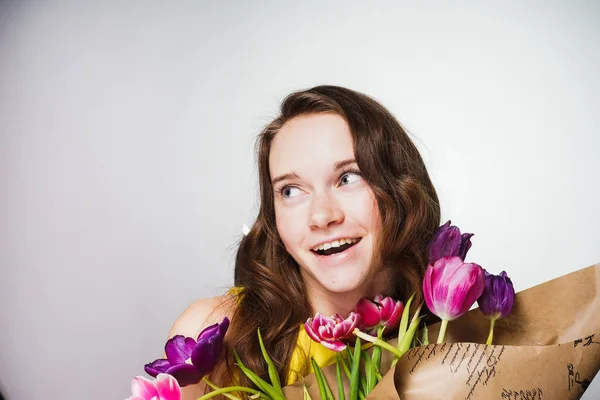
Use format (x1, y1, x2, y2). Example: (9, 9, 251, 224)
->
(1, 1, 598, 399)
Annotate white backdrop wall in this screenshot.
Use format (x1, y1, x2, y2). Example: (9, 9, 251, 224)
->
(0, 1, 598, 399)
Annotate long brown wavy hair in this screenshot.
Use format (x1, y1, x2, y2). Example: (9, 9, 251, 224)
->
(210, 85, 440, 392)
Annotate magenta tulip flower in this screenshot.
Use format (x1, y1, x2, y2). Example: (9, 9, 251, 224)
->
(478, 270, 515, 344)
(423, 256, 485, 343)
(355, 295, 404, 333)
(128, 374, 181, 400)
(145, 317, 229, 387)
(304, 312, 361, 351)
(429, 220, 474, 264)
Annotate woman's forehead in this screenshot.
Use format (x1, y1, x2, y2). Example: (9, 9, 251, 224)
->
(269, 114, 355, 177)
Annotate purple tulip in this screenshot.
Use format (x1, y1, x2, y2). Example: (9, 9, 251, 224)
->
(429, 220, 474, 264)
(423, 256, 485, 343)
(478, 270, 515, 319)
(145, 317, 229, 387)
(304, 312, 361, 352)
(355, 295, 404, 332)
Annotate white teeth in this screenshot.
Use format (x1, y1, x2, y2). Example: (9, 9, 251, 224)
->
(312, 238, 358, 252)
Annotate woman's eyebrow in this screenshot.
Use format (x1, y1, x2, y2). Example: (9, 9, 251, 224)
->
(271, 172, 300, 187)
(334, 159, 358, 170)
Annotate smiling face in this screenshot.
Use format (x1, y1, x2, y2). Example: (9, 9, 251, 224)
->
(269, 113, 382, 308)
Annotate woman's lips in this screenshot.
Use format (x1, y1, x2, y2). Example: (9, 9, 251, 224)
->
(310, 238, 362, 266)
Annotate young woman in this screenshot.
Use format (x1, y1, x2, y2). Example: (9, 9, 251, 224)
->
(169, 85, 440, 399)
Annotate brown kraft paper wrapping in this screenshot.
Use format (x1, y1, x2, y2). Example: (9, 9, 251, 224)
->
(282, 264, 600, 400)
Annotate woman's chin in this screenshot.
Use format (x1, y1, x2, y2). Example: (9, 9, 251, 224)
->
(320, 277, 369, 295)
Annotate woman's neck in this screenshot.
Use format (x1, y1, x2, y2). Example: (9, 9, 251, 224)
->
(307, 287, 368, 317)
(305, 267, 398, 317)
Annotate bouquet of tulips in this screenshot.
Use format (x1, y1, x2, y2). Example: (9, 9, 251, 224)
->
(127, 222, 600, 400)
(285, 221, 516, 400)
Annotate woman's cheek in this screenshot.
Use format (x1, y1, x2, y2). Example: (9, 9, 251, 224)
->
(275, 206, 305, 250)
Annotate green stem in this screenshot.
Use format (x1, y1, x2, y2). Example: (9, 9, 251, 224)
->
(437, 319, 448, 344)
(201, 377, 241, 400)
(196, 383, 260, 400)
(486, 318, 496, 345)
(353, 328, 403, 358)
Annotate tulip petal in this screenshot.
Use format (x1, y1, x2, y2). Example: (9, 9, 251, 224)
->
(332, 321, 351, 339)
(304, 313, 358, 351)
(428, 221, 474, 264)
(166, 363, 203, 387)
(154, 373, 182, 400)
(383, 300, 403, 329)
(131, 376, 159, 399)
(144, 359, 171, 377)
(355, 298, 381, 328)
(217, 317, 230, 338)
(165, 336, 195, 365)
(425, 256, 485, 320)
(190, 336, 223, 377)
(377, 297, 390, 320)
(444, 262, 485, 319)
(429, 227, 460, 262)
(319, 339, 347, 352)
(458, 233, 474, 260)
(304, 319, 321, 343)
(431, 257, 463, 318)
(423, 264, 435, 316)
(197, 323, 220, 341)
(478, 270, 515, 318)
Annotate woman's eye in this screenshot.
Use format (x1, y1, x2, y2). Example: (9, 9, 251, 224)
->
(340, 172, 362, 186)
(281, 186, 302, 198)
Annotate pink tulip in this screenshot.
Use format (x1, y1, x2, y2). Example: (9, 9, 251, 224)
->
(128, 374, 181, 400)
(304, 312, 361, 351)
(423, 256, 485, 343)
(355, 295, 403, 332)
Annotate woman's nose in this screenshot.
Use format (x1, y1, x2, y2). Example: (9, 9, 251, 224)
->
(308, 193, 344, 229)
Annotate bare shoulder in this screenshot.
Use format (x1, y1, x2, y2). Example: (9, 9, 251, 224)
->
(168, 294, 236, 339)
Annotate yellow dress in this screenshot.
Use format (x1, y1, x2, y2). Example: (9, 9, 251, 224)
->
(287, 324, 338, 385)
(227, 287, 338, 385)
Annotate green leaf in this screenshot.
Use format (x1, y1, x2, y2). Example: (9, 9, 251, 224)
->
(311, 357, 334, 400)
(397, 304, 424, 356)
(362, 350, 375, 393)
(336, 357, 346, 400)
(397, 292, 416, 344)
(345, 347, 354, 365)
(233, 348, 283, 400)
(257, 328, 282, 392)
(349, 338, 362, 400)
(421, 323, 429, 346)
(338, 352, 351, 381)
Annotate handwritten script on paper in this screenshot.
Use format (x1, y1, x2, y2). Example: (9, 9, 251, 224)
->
(406, 343, 511, 400)
(567, 362, 591, 397)
(500, 388, 543, 400)
(574, 333, 600, 348)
